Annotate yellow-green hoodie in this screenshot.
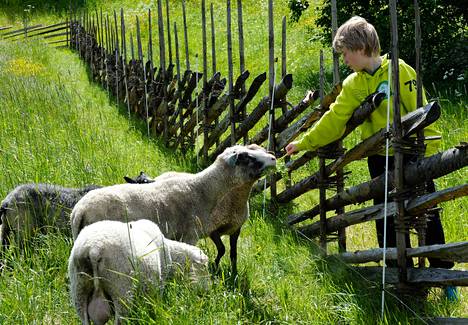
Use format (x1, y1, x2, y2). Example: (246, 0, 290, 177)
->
(293, 55, 440, 156)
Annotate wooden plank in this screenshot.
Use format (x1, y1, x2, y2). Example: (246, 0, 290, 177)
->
(250, 90, 318, 146)
(47, 39, 68, 45)
(295, 144, 468, 221)
(406, 184, 468, 215)
(42, 31, 69, 39)
(294, 181, 466, 232)
(209, 74, 293, 161)
(5, 23, 68, 39)
(331, 242, 468, 264)
(407, 242, 468, 263)
(0, 26, 13, 32)
(2, 24, 42, 37)
(355, 266, 468, 286)
(277, 101, 442, 204)
(426, 318, 468, 325)
(294, 201, 397, 233)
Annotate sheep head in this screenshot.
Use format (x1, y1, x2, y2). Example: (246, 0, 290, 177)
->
(123, 171, 155, 184)
(219, 144, 277, 182)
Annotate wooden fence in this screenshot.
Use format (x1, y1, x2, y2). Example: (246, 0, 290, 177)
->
(2, 0, 467, 320)
(0, 21, 70, 47)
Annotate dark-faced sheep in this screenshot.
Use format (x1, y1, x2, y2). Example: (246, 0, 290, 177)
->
(0, 173, 155, 253)
(68, 219, 209, 325)
(70, 144, 277, 273)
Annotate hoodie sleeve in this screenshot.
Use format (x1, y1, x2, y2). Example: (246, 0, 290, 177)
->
(398, 59, 440, 155)
(293, 74, 364, 152)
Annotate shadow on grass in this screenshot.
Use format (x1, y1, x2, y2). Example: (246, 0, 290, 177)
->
(0, 0, 91, 23)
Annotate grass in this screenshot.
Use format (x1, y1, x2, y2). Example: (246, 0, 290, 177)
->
(1, 1, 467, 323)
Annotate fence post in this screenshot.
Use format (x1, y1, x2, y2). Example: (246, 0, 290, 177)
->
(121, 9, 131, 119)
(182, 0, 190, 71)
(237, 0, 247, 144)
(414, 0, 427, 269)
(201, 0, 209, 161)
(318, 50, 328, 254)
(165, 0, 173, 66)
(390, 0, 408, 284)
(174, 22, 181, 83)
(105, 14, 110, 102)
(157, 0, 168, 143)
(227, 0, 236, 146)
(268, 0, 277, 199)
(148, 9, 154, 75)
(113, 10, 120, 103)
(282, 15, 292, 190)
(210, 3, 217, 75)
(331, 0, 346, 253)
(136, 16, 150, 138)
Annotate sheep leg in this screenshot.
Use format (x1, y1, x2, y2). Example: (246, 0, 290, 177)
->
(210, 231, 225, 269)
(229, 229, 240, 275)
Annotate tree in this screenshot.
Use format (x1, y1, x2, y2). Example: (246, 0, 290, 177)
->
(310, 1, 467, 87)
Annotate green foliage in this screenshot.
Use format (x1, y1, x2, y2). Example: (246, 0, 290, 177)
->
(314, 0, 467, 89)
(287, 0, 310, 23)
(0, 1, 467, 323)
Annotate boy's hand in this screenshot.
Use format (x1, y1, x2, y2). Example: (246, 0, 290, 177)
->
(285, 143, 298, 156)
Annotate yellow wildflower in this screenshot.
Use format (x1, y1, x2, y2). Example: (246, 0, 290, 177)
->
(5, 58, 44, 76)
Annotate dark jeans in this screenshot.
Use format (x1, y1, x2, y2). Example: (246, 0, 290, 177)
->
(367, 154, 453, 269)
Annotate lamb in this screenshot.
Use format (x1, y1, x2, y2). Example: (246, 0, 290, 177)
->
(70, 144, 277, 273)
(0, 173, 155, 252)
(68, 219, 209, 325)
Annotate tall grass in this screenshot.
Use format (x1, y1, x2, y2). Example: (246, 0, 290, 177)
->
(0, 1, 466, 323)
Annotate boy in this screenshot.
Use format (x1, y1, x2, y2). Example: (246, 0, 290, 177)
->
(286, 16, 454, 272)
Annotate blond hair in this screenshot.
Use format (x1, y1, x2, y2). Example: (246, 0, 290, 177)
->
(332, 16, 381, 57)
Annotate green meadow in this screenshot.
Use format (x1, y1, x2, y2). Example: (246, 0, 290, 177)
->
(0, 1, 466, 323)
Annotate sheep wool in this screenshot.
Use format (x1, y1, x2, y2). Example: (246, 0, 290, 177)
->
(68, 219, 209, 325)
(0, 172, 155, 255)
(70, 144, 276, 272)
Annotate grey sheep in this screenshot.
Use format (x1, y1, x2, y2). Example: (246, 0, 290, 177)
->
(70, 144, 277, 273)
(0, 173, 155, 253)
(68, 219, 209, 325)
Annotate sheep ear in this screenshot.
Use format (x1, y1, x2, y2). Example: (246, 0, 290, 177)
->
(124, 176, 136, 184)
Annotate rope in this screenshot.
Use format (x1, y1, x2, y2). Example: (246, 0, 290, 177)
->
(263, 58, 277, 219)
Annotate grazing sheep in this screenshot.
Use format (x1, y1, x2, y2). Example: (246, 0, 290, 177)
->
(0, 173, 155, 252)
(68, 219, 209, 325)
(71, 144, 277, 273)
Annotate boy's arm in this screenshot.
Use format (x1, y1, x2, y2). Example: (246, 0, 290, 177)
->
(292, 77, 363, 152)
(399, 60, 440, 155)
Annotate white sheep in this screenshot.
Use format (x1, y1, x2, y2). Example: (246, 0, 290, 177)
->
(0, 173, 155, 253)
(70, 144, 277, 273)
(68, 219, 209, 325)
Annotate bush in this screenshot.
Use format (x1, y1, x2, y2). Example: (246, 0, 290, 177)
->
(310, 1, 467, 88)
(287, 0, 310, 23)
